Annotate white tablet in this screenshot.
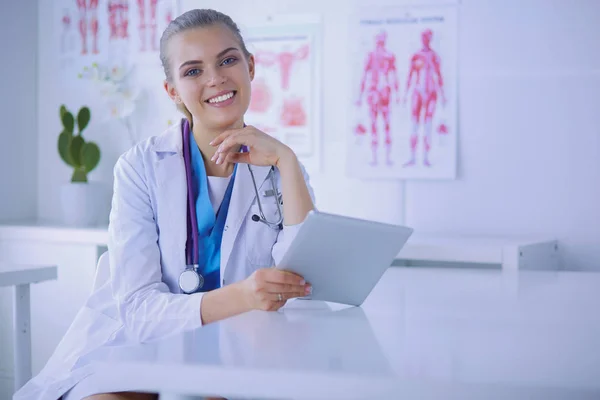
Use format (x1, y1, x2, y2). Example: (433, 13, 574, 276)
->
(276, 210, 414, 306)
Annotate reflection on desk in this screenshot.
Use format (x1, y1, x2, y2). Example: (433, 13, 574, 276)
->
(215, 302, 394, 377)
(79, 267, 600, 399)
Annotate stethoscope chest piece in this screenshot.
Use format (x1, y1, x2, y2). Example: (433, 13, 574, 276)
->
(179, 266, 204, 294)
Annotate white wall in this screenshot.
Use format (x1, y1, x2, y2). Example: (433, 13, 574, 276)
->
(404, 0, 600, 271)
(34, 0, 600, 270)
(0, 0, 38, 221)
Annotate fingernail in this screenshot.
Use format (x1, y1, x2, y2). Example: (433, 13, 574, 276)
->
(305, 285, 312, 295)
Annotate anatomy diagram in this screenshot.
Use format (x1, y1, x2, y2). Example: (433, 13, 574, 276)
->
(254, 45, 309, 90)
(136, 0, 158, 51)
(402, 29, 446, 167)
(251, 44, 310, 127)
(135, 0, 174, 52)
(108, 0, 129, 42)
(281, 97, 307, 127)
(77, 0, 100, 55)
(60, 8, 75, 53)
(355, 31, 400, 166)
(249, 78, 273, 113)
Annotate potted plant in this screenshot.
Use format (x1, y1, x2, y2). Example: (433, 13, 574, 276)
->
(58, 104, 104, 226)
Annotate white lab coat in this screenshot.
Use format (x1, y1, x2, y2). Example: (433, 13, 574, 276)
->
(13, 122, 315, 400)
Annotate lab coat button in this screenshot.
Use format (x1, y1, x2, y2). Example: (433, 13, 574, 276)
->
(224, 225, 228, 231)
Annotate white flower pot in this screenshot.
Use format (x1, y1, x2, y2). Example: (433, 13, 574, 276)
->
(59, 182, 110, 227)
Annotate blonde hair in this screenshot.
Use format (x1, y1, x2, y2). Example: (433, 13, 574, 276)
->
(176, 103, 193, 126)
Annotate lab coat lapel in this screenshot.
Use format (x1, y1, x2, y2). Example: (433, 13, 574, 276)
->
(154, 123, 187, 270)
(152, 121, 273, 284)
(220, 164, 271, 279)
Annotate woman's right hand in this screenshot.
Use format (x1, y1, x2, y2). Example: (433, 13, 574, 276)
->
(240, 268, 311, 311)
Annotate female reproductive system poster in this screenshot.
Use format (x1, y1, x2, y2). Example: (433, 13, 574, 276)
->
(242, 17, 322, 173)
(347, 5, 458, 180)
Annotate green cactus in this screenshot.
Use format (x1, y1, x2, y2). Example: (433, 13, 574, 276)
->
(58, 105, 101, 183)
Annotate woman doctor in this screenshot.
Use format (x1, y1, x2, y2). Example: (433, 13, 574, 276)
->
(14, 8, 315, 400)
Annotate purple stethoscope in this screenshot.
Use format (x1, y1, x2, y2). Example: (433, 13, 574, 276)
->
(178, 119, 284, 294)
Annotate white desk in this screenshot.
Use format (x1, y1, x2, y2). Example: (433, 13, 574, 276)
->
(74, 267, 599, 399)
(397, 233, 560, 270)
(0, 263, 57, 392)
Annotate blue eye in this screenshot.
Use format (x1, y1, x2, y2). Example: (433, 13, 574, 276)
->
(221, 57, 237, 66)
(185, 68, 201, 77)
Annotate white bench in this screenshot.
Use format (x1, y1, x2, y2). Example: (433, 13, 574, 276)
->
(0, 263, 57, 393)
(396, 233, 560, 270)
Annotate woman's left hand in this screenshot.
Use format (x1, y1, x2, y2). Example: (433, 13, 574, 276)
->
(210, 125, 292, 167)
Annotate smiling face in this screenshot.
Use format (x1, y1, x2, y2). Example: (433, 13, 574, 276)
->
(164, 24, 255, 131)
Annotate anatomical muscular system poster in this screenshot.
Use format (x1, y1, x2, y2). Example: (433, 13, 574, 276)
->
(348, 5, 458, 180)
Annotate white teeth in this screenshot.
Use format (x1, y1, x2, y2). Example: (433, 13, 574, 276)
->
(208, 92, 234, 104)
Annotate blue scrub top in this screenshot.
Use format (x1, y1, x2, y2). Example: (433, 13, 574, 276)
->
(189, 133, 236, 292)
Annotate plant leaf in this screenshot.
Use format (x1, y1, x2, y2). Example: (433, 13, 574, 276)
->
(69, 136, 85, 167)
(80, 142, 101, 173)
(77, 107, 91, 133)
(62, 110, 75, 134)
(60, 105, 68, 120)
(58, 131, 75, 167)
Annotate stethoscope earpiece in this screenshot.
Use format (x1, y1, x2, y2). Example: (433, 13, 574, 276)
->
(251, 214, 260, 222)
